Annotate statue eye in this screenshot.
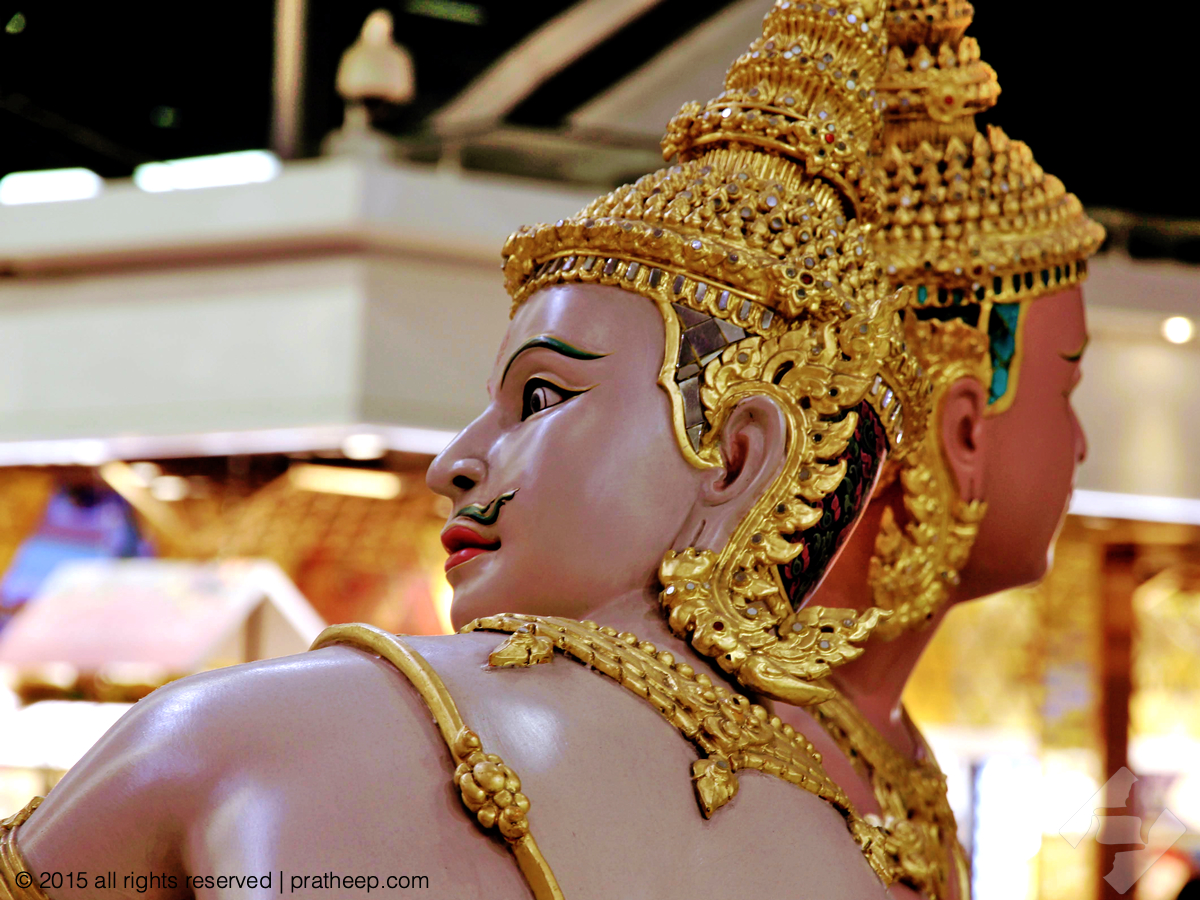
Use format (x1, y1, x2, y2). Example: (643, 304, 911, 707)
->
(521, 378, 580, 420)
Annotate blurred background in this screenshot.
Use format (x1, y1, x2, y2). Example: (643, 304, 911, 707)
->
(0, 3, 1196, 899)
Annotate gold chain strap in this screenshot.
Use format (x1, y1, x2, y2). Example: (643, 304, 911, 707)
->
(809, 687, 970, 899)
(311, 624, 564, 900)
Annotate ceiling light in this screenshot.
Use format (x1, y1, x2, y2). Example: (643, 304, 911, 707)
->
(0, 168, 103, 205)
(342, 433, 387, 460)
(133, 150, 281, 193)
(1161, 316, 1195, 345)
(289, 465, 402, 500)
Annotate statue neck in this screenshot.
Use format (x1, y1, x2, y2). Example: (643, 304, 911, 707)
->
(586, 588, 711, 670)
(802, 485, 957, 756)
(585, 587, 777, 705)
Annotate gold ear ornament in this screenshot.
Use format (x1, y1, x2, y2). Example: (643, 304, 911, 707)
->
(868, 315, 987, 638)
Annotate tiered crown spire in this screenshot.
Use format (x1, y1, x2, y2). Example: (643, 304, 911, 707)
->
(877, 0, 997, 149)
(872, 0, 1104, 313)
(661, 0, 888, 221)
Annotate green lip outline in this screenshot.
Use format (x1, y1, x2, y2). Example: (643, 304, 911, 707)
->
(455, 489, 518, 526)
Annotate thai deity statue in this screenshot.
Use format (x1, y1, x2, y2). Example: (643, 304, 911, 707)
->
(760, 2, 1106, 898)
(2, 2, 978, 899)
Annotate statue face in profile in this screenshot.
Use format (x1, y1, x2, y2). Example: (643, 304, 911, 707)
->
(974, 285, 1088, 587)
(428, 284, 711, 629)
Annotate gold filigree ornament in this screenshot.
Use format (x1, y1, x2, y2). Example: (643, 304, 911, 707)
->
(463, 614, 897, 883)
(810, 685, 969, 899)
(502, 0, 932, 706)
(869, 316, 987, 637)
(863, 0, 1105, 633)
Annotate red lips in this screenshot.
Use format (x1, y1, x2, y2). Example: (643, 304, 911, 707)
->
(441, 525, 500, 572)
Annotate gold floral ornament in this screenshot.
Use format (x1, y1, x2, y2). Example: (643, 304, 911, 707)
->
(867, 0, 1105, 636)
(501, 0, 932, 706)
(464, 614, 898, 883)
(869, 316, 987, 637)
(453, 731, 533, 840)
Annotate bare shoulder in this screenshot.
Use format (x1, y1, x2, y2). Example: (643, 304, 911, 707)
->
(16, 631, 886, 899)
(17, 638, 530, 899)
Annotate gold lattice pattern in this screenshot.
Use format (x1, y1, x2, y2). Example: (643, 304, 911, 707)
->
(873, 0, 1103, 304)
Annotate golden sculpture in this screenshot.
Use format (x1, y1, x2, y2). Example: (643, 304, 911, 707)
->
(1, 3, 1102, 898)
(867, 0, 1104, 638)
(504, 0, 932, 708)
(786, 1, 1104, 895)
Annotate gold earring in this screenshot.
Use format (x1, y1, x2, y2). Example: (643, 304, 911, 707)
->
(868, 317, 988, 639)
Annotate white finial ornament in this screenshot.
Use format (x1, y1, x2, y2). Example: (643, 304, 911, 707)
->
(324, 10, 415, 160)
(336, 10, 415, 105)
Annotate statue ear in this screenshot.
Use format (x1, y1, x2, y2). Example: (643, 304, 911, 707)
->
(939, 376, 988, 502)
(683, 394, 788, 553)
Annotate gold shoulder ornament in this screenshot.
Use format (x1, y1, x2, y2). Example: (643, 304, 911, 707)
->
(311, 624, 564, 900)
(463, 613, 896, 884)
(809, 686, 969, 899)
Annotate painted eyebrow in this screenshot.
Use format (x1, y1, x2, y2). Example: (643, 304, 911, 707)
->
(499, 335, 609, 388)
(1060, 336, 1090, 363)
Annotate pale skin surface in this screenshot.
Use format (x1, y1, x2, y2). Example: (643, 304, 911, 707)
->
(772, 287, 1090, 900)
(18, 284, 887, 900)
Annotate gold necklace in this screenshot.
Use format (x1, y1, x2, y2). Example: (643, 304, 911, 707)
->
(808, 686, 970, 899)
(462, 613, 897, 884)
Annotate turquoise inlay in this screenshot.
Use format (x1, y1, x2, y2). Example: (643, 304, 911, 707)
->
(990, 366, 1009, 400)
(500, 335, 608, 387)
(917, 285, 928, 304)
(455, 489, 518, 526)
(987, 302, 1022, 403)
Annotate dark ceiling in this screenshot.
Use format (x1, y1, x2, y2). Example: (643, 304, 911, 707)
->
(0, 1, 1196, 218)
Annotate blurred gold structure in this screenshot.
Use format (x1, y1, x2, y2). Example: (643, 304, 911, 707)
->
(906, 517, 1200, 900)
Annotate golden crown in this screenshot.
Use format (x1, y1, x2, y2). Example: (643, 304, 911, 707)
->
(502, 0, 930, 459)
(873, 0, 1105, 310)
